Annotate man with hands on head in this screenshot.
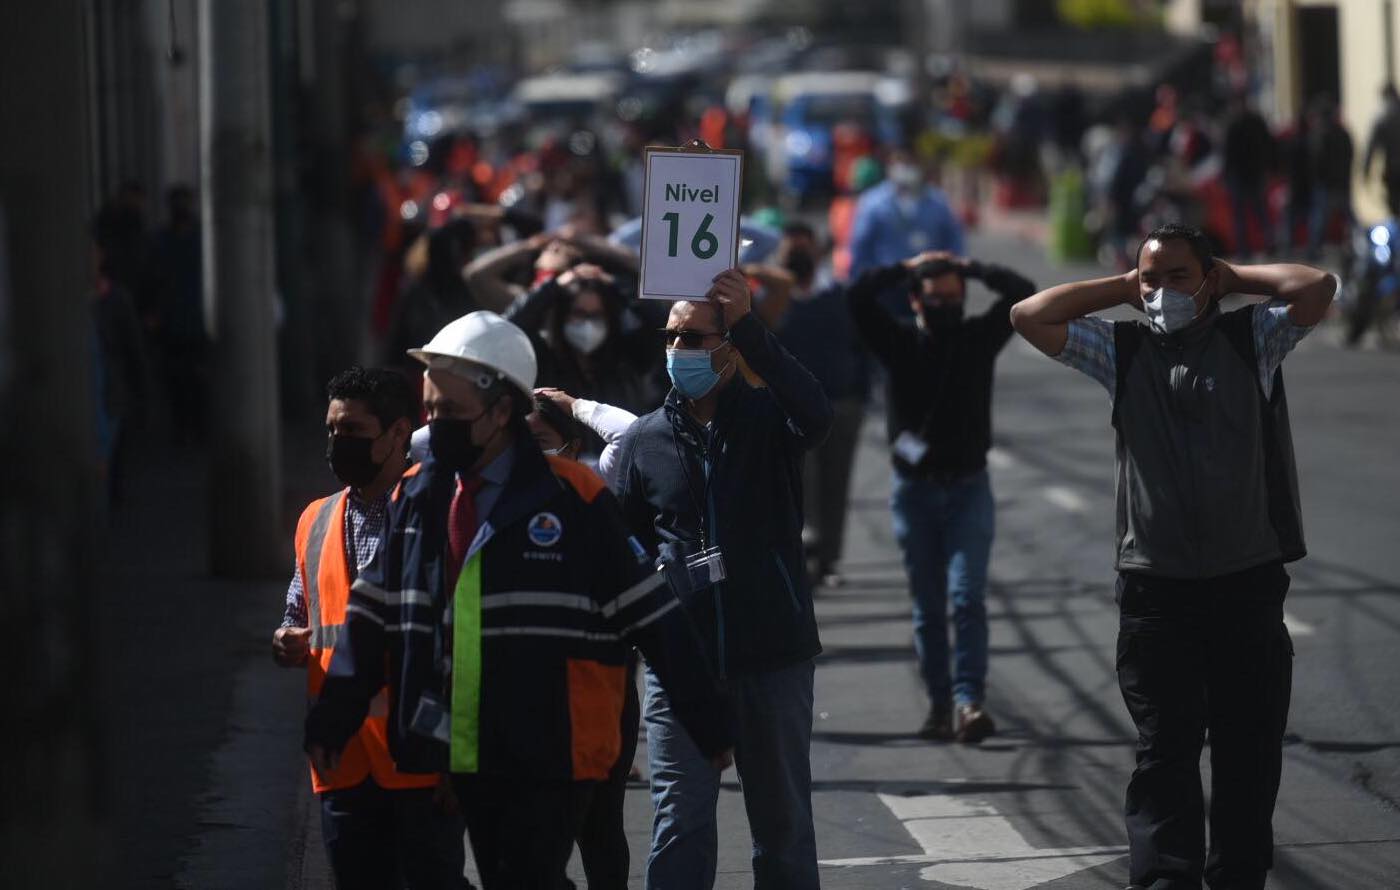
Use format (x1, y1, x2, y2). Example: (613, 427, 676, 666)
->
(847, 247, 1036, 745)
(615, 268, 832, 889)
(1011, 223, 1336, 890)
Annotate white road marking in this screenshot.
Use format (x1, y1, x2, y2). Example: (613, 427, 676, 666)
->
(1283, 610, 1316, 637)
(1041, 485, 1090, 514)
(821, 792, 1126, 889)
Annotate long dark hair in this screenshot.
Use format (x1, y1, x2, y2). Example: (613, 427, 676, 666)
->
(546, 277, 625, 368)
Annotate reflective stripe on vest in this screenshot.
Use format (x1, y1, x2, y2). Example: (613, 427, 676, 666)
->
(303, 493, 341, 651)
(449, 551, 484, 773)
(298, 490, 433, 792)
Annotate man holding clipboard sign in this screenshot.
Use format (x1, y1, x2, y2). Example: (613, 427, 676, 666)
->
(617, 142, 832, 888)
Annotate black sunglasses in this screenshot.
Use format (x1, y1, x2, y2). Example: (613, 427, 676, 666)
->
(659, 327, 726, 349)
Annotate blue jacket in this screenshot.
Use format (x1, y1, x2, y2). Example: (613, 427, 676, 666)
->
(615, 314, 833, 677)
(849, 181, 965, 279)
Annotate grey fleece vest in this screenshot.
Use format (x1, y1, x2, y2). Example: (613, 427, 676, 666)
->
(1111, 307, 1305, 579)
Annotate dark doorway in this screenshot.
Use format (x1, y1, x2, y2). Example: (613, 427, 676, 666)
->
(1296, 5, 1341, 107)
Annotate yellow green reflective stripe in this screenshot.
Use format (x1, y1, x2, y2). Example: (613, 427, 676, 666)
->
(450, 552, 483, 773)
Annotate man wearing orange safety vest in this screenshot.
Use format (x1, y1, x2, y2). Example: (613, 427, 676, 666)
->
(273, 366, 468, 889)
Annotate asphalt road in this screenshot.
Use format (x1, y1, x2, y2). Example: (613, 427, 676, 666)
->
(105, 229, 1400, 889)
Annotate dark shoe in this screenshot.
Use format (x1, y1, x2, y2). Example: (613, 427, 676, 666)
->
(955, 703, 996, 744)
(917, 704, 954, 741)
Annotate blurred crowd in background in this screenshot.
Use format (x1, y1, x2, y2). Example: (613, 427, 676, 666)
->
(83, 11, 1400, 513)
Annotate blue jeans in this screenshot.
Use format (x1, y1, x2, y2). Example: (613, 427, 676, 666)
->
(643, 658, 818, 890)
(890, 469, 994, 708)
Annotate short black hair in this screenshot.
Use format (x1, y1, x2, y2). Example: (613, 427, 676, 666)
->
(781, 220, 817, 240)
(326, 367, 419, 431)
(1137, 224, 1215, 274)
(531, 394, 581, 445)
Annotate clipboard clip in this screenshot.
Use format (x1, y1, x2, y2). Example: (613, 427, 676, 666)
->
(682, 138, 715, 153)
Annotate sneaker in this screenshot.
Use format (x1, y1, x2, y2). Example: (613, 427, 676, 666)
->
(955, 703, 996, 744)
(917, 704, 954, 741)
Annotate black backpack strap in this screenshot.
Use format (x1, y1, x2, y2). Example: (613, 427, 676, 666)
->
(1216, 304, 1307, 559)
(1214, 305, 1266, 394)
(1111, 321, 1143, 424)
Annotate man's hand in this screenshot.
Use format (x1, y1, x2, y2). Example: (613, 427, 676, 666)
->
(710, 748, 735, 772)
(432, 773, 461, 816)
(708, 268, 752, 329)
(534, 387, 577, 415)
(1118, 268, 1143, 310)
(308, 743, 341, 775)
(555, 263, 612, 289)
(272, 626, 312, 667)
(1211, 259, 1241, 298)
(902, 250, 963, 271)
(535, 239, 581, 273)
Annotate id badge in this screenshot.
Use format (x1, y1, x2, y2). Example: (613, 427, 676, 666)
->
(409, 691, 451, 744)
(893, 431, 929, 465)
(685, 546, 728, 587)
(664, 544, 728, 598)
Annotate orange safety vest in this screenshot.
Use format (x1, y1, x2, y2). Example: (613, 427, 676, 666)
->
(295, 488, 438, 794)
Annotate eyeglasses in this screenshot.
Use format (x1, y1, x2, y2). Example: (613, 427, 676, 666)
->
(659, 328, 725, 349)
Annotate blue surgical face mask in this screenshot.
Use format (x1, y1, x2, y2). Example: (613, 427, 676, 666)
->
(1144, 278, 1209, 335)
(666, 347, 725, 400)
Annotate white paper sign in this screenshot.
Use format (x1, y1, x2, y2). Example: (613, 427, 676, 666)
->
(639, 147, 743, 301)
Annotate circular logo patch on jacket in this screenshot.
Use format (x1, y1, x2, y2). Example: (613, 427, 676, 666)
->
(527, 512, 564, 548)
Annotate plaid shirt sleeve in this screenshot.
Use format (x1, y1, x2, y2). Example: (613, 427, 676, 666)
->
(281, 561, 307, 628)
(1053, 317, 1118, 400)
(1252, 299, 1315, 399)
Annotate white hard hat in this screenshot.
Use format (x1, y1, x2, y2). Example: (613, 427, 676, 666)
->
(408, 311, 537, 396)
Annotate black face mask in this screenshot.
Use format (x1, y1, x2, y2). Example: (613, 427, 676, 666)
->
(783, 250, 816, 285)
(917, 301, 964, 329)
(429, 414, 492, 472)
(326, 434, 384, 488)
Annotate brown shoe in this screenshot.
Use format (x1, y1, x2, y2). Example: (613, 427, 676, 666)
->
(916, 703, 954, 741)
(955, 703, 996, 744)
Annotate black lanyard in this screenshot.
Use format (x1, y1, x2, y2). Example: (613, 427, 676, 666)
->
(670, 413, 716, 549)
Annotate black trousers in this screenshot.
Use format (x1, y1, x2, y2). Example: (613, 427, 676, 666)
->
(573, 655, 641, 890)
(453, 774, 595, 890)
(320, 779, 467, 890)
(1116, 563, 1294, 890)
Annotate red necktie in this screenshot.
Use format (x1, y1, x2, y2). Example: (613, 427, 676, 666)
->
(447, 474, 485, 582)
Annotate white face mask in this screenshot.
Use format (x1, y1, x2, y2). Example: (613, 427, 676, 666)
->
(563, 318, 608, 355)
(1143, 278, 1208, 335)
(889, 162, 922, 191)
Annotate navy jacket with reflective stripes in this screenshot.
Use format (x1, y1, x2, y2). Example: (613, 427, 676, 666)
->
(306, 438, 732, 779)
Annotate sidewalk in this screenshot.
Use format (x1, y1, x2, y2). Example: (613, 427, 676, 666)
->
(98, 424, 332, 890)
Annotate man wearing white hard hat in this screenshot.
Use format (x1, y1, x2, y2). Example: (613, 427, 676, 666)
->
(307, 311, 733, 889)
